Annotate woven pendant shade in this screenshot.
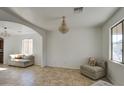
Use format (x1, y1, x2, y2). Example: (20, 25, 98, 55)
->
(59, 16, 69, 33)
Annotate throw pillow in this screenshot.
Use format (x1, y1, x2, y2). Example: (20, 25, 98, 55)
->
(88, 57, 97, 66)
(15, 54, 23, 59)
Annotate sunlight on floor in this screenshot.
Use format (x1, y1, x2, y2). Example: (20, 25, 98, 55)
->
(0, 67, 8, 71)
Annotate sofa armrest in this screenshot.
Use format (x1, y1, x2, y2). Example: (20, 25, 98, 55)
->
(96, 60, 107, 69)
(23, 55, 34, 63)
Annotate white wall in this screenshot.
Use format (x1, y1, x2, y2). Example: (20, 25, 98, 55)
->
(102, 8, 124, 85)
(4, 36, 20, 64)
(46, 28, 102, 69)
(4, 33, 43, 66)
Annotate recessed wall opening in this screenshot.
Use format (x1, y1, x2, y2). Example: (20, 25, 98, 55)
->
(0, 21, 43, 66)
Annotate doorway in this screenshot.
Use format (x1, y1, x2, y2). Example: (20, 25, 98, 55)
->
(0, 38, 3, 64)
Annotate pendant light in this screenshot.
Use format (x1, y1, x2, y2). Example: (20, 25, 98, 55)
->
(58, 16, 69, 33)
(0, 27, 10, 37)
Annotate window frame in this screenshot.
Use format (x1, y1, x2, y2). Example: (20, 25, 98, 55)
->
(111, 20, 124, 63)
(22, 38, 33, 55)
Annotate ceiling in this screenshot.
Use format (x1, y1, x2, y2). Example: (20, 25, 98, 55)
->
(0, 21, 36, 35)
(5, 7, 119, 31)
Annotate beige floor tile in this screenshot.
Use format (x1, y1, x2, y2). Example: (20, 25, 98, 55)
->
(0, 65, 95, 86)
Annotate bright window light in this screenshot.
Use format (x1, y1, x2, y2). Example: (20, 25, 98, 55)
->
(111, 22, 122, 62)
(22, 39, 33, 55)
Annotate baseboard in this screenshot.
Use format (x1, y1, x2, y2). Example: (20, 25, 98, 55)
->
(46, 65, 80, 69)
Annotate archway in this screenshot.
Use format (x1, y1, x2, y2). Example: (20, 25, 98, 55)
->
(0, 21, 44, 66)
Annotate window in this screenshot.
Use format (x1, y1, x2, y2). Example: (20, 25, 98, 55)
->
(22, 39, 33, 55)
(111, 21, 123, 63)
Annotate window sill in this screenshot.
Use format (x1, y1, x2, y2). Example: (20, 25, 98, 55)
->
(109, 60, 124, 66)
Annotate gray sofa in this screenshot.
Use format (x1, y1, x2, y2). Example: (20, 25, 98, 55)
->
(9, 54, 34, 67)
(80, 60, 106, 80)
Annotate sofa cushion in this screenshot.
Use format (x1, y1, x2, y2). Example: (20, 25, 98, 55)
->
(11, 59, 30, 62)
(10, 54, 24, 59)
(15, 55, 23, 59)
(80, 65, 105, 79)
(80, 65, 104, 73)
(23, 55, 33, 59)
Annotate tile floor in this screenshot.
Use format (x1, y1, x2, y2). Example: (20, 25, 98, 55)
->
(0, 64, 96, 86)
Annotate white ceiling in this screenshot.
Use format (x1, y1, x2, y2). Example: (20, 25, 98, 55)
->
(7, 7, 119, 31)
(0, 21, 36, 35)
